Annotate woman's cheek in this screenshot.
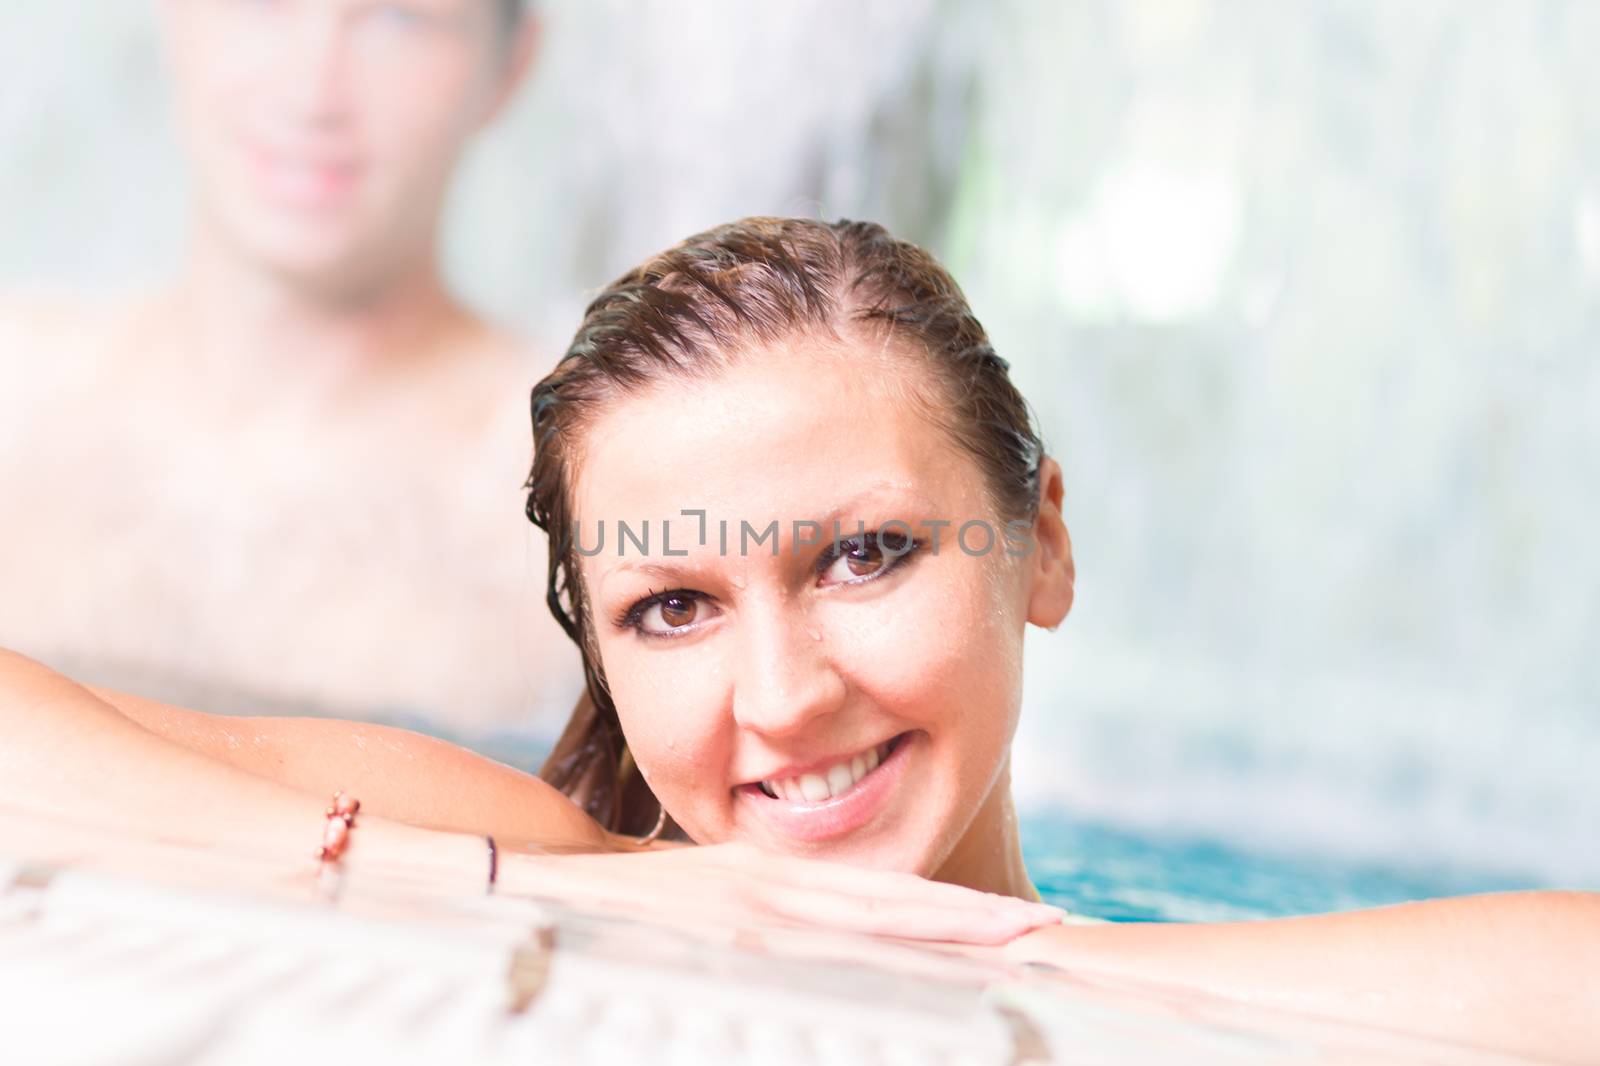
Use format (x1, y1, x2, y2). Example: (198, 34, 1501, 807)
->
(609, 643, 732, 798)
(831, 572, 1000, 730)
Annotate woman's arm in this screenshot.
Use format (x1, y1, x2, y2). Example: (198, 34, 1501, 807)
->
(0, 647, 492, 890)
(1004, 891, 1600, 1063)
(84, 684, 610, 849)
(0, 649, 1064, 942)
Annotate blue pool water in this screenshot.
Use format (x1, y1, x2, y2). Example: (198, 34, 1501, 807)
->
(1020, 812, 1535, 923)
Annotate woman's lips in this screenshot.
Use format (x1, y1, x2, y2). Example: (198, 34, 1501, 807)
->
(736, 731, 916, 844)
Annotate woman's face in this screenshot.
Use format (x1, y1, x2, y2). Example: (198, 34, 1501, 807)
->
(572, 336, 1072, 876)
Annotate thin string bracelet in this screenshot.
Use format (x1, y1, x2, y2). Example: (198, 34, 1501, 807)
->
(486, 835, 499, 894)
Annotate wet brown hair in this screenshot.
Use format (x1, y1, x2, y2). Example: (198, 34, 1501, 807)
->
(525, 217, 1042, 838)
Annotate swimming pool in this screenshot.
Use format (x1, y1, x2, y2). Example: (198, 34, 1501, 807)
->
(1020, 812, 1533, 923)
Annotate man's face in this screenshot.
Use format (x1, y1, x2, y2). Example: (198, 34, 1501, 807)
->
(163, 0, 527, 299)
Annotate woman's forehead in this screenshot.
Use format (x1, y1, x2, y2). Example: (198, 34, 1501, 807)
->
(569, 340, 974, 529)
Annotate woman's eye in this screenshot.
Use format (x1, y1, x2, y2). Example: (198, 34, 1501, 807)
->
(652, 595, 697, 629)
(842, 545, 885, 579)
(820, 531, 917, 586)
(625, 591, 710, 637)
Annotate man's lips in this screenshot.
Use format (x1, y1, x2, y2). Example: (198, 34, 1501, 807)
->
(250, 146, 364, 210)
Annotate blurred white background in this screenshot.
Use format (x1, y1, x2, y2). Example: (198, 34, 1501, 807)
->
(2, 0, 1596, 883)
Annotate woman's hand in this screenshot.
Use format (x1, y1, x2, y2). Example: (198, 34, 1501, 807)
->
(502, 841, 1065, 945)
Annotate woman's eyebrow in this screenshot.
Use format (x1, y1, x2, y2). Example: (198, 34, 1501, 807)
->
(594, 559, 705, 602)
(813, 484, 943, 529)
(608, 559, 700, 581)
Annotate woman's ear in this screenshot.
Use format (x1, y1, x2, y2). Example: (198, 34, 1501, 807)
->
(1025, 457, 1075, 630)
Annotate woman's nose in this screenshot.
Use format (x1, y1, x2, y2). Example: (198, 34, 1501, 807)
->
(730, 609, 847, 739)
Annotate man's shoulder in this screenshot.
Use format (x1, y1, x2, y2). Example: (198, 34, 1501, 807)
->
(408, 312, 539, 436)
(0, 288, 142, 358)
(0, 290, 78, 343)
(0, 289, 152, 391)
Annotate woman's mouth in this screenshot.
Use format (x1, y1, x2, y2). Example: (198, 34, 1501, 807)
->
(755, 734, 901, 803)
(736, 732, 914, 843)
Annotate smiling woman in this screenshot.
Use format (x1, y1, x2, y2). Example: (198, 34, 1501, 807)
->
(525, 219, 1072, 900)
(522, 217, 1597, 1061)
(1, 218, 1597, 1063)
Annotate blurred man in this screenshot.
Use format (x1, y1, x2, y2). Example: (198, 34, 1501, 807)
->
(0, 0, 578, 734)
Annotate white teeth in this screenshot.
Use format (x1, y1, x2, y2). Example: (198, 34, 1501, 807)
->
(826, 763, 854, 796)
(761, 738, 898, 804)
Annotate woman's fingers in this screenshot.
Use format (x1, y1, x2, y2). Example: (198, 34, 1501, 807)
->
(505, 842, 1064, 945)
(696, 844, 1066, 938)
(760, 851, 1055, 912)
(677, 845, 1067, 943)
(750, 881, 1060, 945)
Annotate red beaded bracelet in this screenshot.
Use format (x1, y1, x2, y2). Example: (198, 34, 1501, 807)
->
(317, 791, 361, 863)
(317, 793, 498, 894)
